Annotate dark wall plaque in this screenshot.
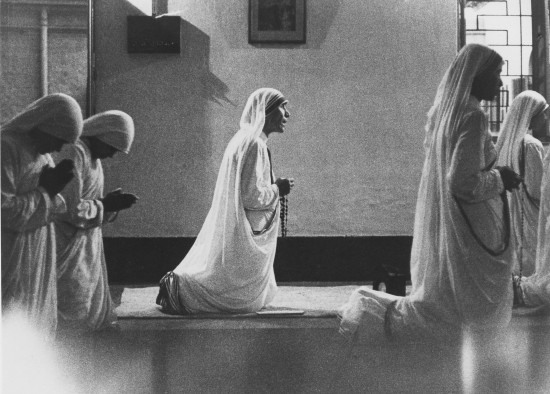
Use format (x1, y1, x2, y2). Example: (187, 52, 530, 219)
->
(127, 15, 180, 53)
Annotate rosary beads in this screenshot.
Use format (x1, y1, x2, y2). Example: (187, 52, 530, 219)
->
(280, 195, 288, 237)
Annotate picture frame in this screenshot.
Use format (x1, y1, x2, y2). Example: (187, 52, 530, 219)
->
(249, 0, 306, 44)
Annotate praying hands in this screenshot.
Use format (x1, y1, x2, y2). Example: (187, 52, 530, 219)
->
(101, 188, 139, 212)
(275, 177, 295, 196)
(38, 159, 75, 197)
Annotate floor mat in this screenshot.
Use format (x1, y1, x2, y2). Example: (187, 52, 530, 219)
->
(113, 284, 366, 319)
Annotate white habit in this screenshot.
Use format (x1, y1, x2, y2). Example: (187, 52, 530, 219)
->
(496, 90, 547, 276)
(160, 88, 282, 313)
(339, 44, 513, 342)
(55, 110, 134, 330)
(520, 148, 550, 307)
(1, 94, 82, 336)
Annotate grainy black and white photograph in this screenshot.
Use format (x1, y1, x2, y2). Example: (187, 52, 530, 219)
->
(1, 0, 550, 393)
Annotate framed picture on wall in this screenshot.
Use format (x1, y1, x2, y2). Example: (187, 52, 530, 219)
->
(249, 0, 306, 44)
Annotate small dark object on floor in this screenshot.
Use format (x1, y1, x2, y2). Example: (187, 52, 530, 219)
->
(372, 264, 410, 296)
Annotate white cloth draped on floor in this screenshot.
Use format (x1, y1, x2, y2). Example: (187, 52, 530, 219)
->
(340, 44, 513, 341)
(55, 110, 134, 331)
(496, 91, 547, 277)
(1, 94, 82, 336)
(165, 88, 282, 313)
(520, 148, 550, 307)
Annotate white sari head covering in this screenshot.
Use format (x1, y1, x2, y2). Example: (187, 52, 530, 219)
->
(238, 88, 286, 137)
(1, 93, 83, 143)
(231, 87, 286, 174)
(496, 90, 548, 172)
(171, 88, 284, 312)
(424, 43, 503, 150)
(265, 90, 287, 116)
(82, 110, 135, 153)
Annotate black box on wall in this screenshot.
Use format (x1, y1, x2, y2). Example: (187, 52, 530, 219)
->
(127, 15, 180, 53)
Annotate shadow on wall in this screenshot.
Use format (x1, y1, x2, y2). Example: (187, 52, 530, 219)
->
(105, 1, 233, 106)
(179, 19, 234, 106)
(98, 1, 236, 236)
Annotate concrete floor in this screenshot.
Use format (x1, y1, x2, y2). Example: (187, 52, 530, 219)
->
(3, 300, 550, 394)
(3, 313, 545, 394)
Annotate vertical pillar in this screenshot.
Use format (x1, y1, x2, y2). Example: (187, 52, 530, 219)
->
(457, 0, 466, 49)
(87, 0, 95, 116)
(40, 6, 48, 97)
(532, 0, 549, 142)
(544, 0, 550, 101)
(531, 0, 547, 97)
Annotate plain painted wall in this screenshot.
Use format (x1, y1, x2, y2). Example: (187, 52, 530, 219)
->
(95, 0, 457, 237)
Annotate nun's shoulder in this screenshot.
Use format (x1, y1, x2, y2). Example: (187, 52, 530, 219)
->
(524, 133, 544, 148)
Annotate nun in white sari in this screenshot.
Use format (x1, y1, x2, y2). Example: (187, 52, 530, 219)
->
(55, 110, 137, 331)
(157, 88, 293, 314)
(2, 93, 83, 336)
(515, 146, 550, 309)
(496, 90, 548, 278)
(339, 44, 522, 342)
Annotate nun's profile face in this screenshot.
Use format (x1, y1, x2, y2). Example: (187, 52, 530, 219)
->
(264, 101, 290, 135)
(88, 137, 119, 160)
(471, 63, 503, 102)
(530, 105, 550, 138)
(30, 128, 67, 154)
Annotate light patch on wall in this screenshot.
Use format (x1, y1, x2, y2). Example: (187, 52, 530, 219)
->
(127, 0, 152, 16)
